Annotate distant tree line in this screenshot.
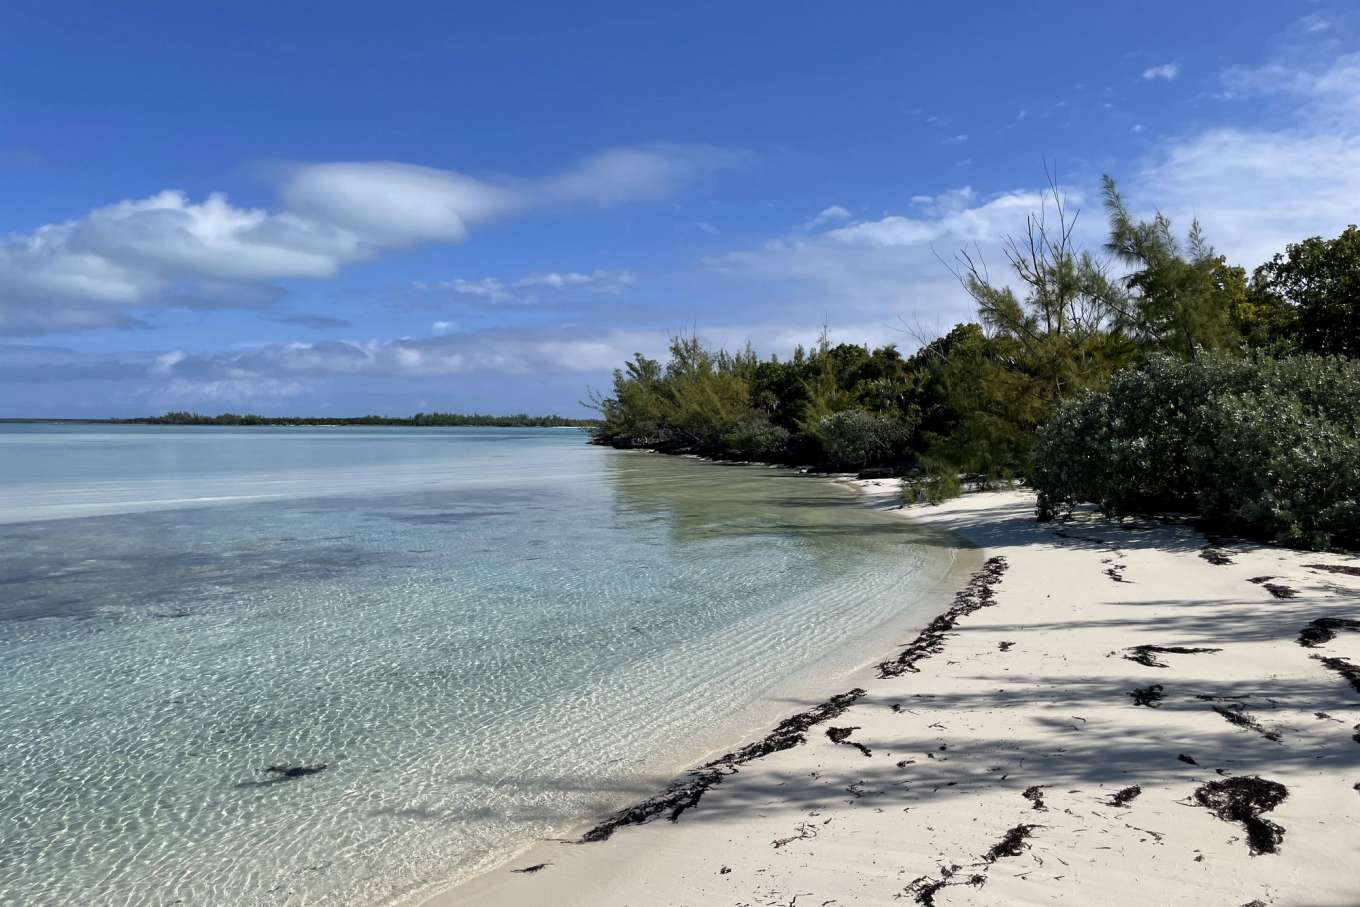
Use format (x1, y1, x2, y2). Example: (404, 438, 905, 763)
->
(129, 412, 597, 428)
(591, 173, 1360, 549)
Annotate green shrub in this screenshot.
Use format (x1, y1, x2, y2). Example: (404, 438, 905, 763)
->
(815, 409, 911, 470)
(901, 459, 963, 505)
(1032, 353, 1360, 549)
(721, 418, 791, 461)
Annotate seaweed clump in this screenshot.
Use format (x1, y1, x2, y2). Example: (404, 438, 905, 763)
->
(826, 725, 872, 757)
(579, 687, 866, 842)
(1297, 617, 1360, 648)
(1108, 785, 1142, 807)
(1124, 645, 1221, 668)
(985, 824, 1040, 862)
(1193, 776, 1289, 855)
(878, 557, 1008, 678)
(1129, 684, 1165, 707)
(1313, 655, 1360, 694)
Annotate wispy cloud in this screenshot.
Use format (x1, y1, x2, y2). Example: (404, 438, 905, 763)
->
(413, 269, 635, 305)
(802, 205, 852, 230)
(1142, 62, 1180, 81)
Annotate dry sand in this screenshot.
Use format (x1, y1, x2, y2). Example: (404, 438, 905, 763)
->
(428, 487, 1360, 907)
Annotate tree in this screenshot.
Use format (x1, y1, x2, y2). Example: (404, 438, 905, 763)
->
(1102, 176, 1244, 358)
(1252, 225, 1360, 358)
(954, 176, 1130, 405)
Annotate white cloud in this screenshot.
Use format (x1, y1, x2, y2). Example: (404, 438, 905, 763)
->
(431, 321, 455, 334)
(416, 268, 635, 304)
(942, 133, 969, 144)
(0, 145, 735, 336)
(802, 205, 852, 230)
(1142, 62, 1181, 81)
(1130, 53, 1360, 268)
(707, 185, 1076, 332)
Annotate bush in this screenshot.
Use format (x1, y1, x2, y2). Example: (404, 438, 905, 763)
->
(815, 409, 911, 471)
(1032, 353, 1360, 549)
(721, 418, 791, 461)
(901, 459, 963, 505)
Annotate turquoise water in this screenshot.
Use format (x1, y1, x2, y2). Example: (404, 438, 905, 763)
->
(0, 425, 954, 906)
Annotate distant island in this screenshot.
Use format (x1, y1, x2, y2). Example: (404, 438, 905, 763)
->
(2, 411, 598, 428)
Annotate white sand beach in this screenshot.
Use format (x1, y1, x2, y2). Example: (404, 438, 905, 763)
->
(432, 487, 1360, 907)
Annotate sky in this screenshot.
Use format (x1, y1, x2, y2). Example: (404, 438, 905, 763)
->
(1, 1, 1358, 417)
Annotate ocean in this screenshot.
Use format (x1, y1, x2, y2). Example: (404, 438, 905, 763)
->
(0, 424, 955, 905)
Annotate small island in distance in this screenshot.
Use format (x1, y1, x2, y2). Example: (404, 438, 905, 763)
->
(1, 411, 600, 428)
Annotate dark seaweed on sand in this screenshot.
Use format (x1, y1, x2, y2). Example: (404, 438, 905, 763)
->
(878, 557, 1009, 678)
(1108, 785, 1142, 807)
(579, 687, 866, 842)
(1193, 776, 1288, 855)
(1297, 617, 1360, 648)
(1124, 645, 1221, 668)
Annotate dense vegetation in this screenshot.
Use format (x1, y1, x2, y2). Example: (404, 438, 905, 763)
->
(592, 174, 1360, 548)
(131, 411, 596, 428)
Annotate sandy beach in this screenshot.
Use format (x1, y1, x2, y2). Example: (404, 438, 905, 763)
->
(432, 486, 1360, 907)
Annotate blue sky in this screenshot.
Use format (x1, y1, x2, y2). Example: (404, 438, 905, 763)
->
(1, 1, 1357, 416)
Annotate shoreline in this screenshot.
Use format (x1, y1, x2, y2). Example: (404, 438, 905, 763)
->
(399, 470, 981, 906)
(427, 483, 1360, 906)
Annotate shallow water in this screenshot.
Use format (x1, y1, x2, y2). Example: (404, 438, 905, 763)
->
(0, 425, 954, 905)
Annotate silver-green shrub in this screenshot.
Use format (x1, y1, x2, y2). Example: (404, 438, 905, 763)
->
(1032, 353, 1360, 550)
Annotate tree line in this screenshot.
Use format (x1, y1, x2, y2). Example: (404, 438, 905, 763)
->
(591, 175, 1360, 549)
(130, 412, 597, 428)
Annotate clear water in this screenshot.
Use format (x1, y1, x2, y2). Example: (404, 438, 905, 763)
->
(0, 425, 955, 906)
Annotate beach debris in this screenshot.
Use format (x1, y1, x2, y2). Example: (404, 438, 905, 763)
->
(1022, 785, 1047, 811)
(511, 863, 550, 874)
(578, 687, 866, 842)
(1129, 684, 1165, 707)
(1123, 645, 1221, 668)
(1212, 704, 1282, 742)
(1103, 561, 1130, 583)
(1297, 617, 1360, 648)
(904, 824, 1038, 901)
(1304, 563, 1360, 577)
(265, 764, 327, 780)
(877, 557, 1008, 679)
(1312, 654, 1360, 694)
(903, 866, 960, 905)
(718, 865, 731, 874)
(1262, 582, 1298, 600)
(771, 822, 818, 849)
(984, 823, 1040, 862)
(826, 726, 872, 757)
(998, 640, 1015, 651)
(1199, 547, 1235, 566)
(1247, 575, 1275, 584)
(1192, 776, 1288, 855)
(1108, 785, 1142, 807)
(1178, 754, 1199, 765)
(1315, 711, 1342, 722)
